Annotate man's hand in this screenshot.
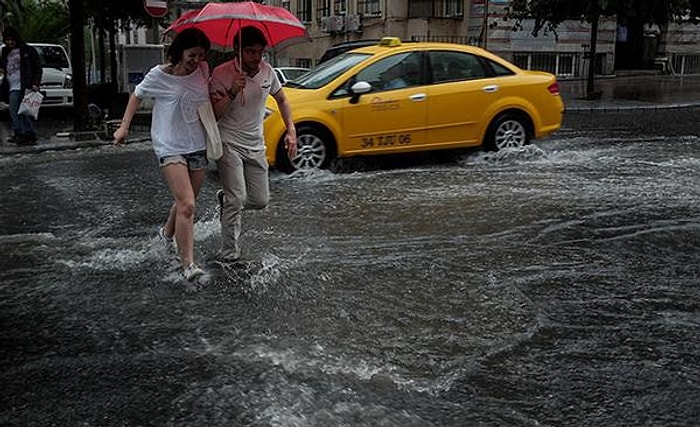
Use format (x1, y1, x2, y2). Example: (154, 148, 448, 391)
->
(228, 69, 246, 98)
(284, 131, 297, 160)
(210, 89, 228, 104)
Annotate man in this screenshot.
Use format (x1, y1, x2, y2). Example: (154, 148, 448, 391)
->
(0, 27, 42, 145)
(209, 26, 297, 262)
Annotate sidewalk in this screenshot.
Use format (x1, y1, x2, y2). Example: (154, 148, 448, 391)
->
(0, 115, 151, 156)
(560, 73, 700, 112)
(1, 74, 699, 156)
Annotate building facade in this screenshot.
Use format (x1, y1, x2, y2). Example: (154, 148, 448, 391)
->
(140, 0, 700, 77)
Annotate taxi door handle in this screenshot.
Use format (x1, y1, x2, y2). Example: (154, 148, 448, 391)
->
(482, 85, 499, 93)
(409, 93, 426, 101)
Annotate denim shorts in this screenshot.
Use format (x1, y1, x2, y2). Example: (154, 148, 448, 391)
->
(159, 150, 208, 171)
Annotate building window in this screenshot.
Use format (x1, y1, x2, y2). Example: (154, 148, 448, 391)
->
(409, 0, 463, 18)
(435, 0, 463, 17)
(317, 0, 330, 20)
(296, 58, 312, 68)
(358, 0, 381, 16)
(333, 0, 347, 14)
(297, 0, 312, 22)
(513, 52, 579, 78)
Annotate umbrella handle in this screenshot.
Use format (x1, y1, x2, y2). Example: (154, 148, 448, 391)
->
(231, 58, 245, 106)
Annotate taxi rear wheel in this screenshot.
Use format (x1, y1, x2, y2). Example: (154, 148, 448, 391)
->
(278, 125, 335, 173)
(484, 113, 530, 151)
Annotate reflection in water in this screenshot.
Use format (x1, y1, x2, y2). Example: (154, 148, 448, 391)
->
(1, 129, 700, 425)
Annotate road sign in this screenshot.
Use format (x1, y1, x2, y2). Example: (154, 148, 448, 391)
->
(144, 0, 168, 18)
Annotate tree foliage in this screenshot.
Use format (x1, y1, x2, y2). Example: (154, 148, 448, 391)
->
(506, 0, 700, 36)
(12, 0, 70, 44)
(0, 0, 24, 26)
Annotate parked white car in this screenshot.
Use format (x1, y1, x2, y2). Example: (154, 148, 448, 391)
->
(29, 43, 73, 108)
(273, 66, 310, 84)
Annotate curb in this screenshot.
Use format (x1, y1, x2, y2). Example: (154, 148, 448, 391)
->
(564, 102, 700, 113)
(0, 136, 151, 156)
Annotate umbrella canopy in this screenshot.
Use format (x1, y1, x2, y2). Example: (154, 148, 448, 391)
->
(163, 2, 311, 51)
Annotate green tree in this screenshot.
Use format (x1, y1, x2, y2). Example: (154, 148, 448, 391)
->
(0, 0, 24, 27)
(505, 0, 700, 97)
(13, 0, 70, 44)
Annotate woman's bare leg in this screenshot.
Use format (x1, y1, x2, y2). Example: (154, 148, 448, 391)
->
(162, 163, 197, 268)
(164, 203, 177, 238)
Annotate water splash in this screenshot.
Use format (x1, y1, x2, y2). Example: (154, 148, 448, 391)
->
(0, 232, 56, 243)
(457, 144, 548, 167)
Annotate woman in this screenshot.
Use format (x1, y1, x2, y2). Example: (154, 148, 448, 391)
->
(113, 28, 212, 281)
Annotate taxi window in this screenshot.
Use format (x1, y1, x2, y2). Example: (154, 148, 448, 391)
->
(289, 52, 369, 89)
(430, 51, 487, 83)
(486, 59, 516, 76)
(355, 52, 421, 92)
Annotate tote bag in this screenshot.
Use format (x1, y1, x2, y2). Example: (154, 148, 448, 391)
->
(197, 102, 223, 162)
(17, 90, 44, 120)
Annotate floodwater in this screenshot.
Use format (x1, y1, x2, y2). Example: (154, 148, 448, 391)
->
(1, 109, 700, 426)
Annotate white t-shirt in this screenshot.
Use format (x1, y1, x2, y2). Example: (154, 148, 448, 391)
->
(6, 49, 21, 91)
(134, 61, 210, 158)
(210, 59, 281, 151)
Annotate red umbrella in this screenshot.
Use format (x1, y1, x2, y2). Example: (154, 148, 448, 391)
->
(163, 2, 311, 51)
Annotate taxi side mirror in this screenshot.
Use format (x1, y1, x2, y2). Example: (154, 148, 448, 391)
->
(349, 81, 372, 104)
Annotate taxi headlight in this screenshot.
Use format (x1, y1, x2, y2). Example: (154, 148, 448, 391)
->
(64, 74, 73, 89)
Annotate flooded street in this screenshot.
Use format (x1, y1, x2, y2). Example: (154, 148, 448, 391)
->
(2, 108, 700, 426)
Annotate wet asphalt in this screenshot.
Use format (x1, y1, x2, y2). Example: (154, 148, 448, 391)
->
(1, 105, 699, 426)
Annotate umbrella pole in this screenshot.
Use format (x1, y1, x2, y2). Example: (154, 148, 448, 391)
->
(236, 21, 244, 105)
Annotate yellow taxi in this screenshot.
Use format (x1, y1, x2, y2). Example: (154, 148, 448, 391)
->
(264, 37, 564, 172)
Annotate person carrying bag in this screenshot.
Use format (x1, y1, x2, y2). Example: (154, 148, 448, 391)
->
(0, 27, 42, 145)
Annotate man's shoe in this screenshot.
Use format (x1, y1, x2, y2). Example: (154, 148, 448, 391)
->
(10, 134, 26, 145)
(25, 134, 37, 145)
(215, 249, 242, 264)
(183, 263, 205, 281)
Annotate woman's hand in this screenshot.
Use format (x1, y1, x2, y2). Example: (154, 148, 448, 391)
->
(113, 124, 129, 145)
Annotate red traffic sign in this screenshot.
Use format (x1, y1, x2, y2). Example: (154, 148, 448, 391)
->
(144, 0, 168, 18)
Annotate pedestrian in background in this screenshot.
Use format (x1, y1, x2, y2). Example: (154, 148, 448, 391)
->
(209, 26, 297, 263)
(0, 27, 42, 146)
(643, 21, 661, 68)
(113, 27, 212, 281)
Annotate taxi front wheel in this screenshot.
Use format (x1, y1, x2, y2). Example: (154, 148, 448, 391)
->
(277, 125, 336, 173)
(484, 113, 531, 151)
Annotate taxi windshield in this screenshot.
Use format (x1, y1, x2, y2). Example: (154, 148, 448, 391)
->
(286, 52, 371, 89)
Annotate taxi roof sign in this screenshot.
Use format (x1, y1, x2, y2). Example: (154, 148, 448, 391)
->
(378, 37, 402, 47)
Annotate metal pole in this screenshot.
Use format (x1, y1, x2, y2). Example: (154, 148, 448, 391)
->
(482, 0, 489, 50)
(90, 22, 97, 84)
